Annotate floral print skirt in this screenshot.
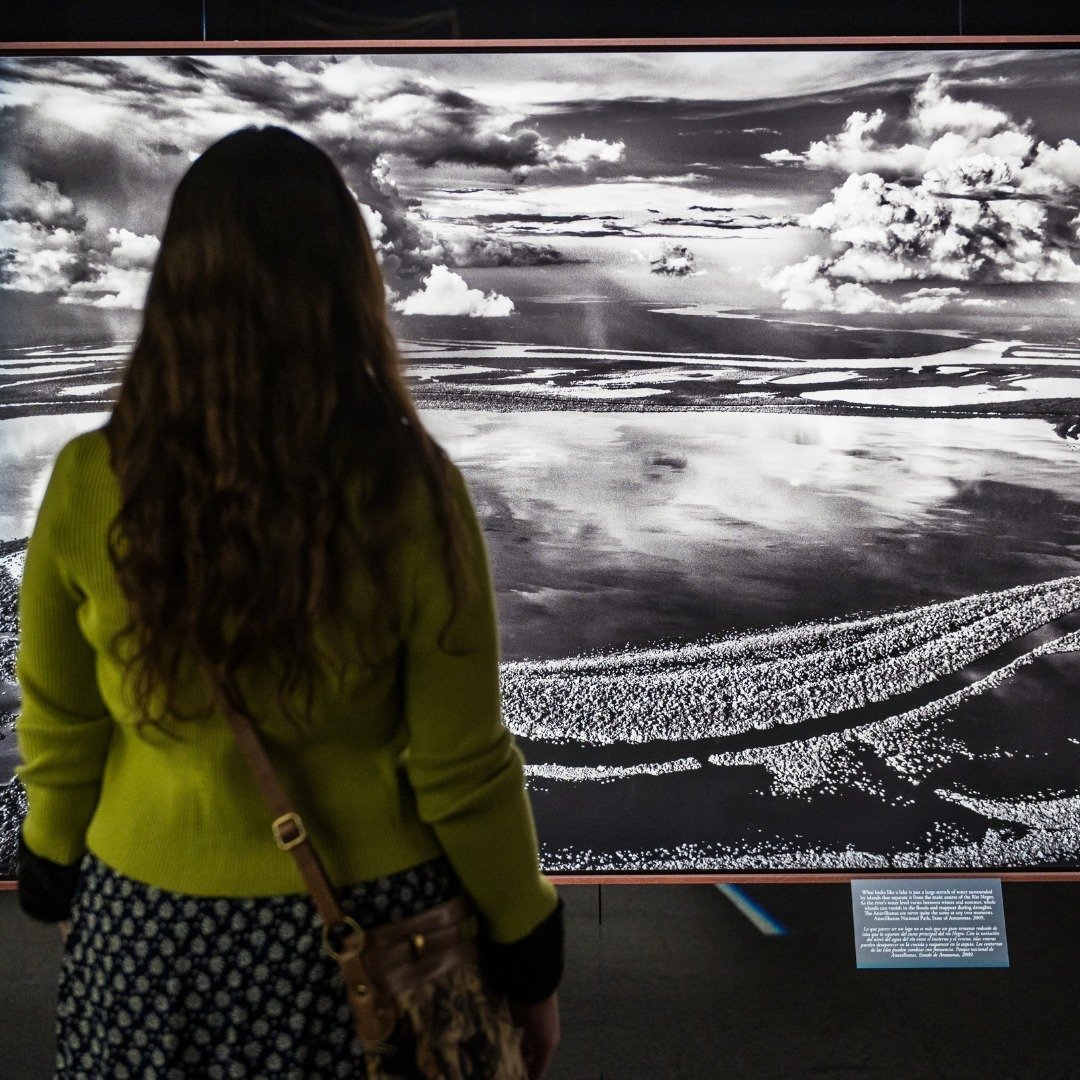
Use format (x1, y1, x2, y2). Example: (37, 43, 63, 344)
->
(55, 851, 525, 1079)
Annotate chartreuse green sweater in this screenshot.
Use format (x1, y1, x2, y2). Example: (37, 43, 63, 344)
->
(16, 430, 557, 945)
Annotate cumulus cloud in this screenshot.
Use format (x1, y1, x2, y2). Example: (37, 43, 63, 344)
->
(65, 265, 152, 308)
(761, 148, 806, 165)
(357, 153, 449, 282)
(909, 77, 1012, 142)
(766, 257, 898, 313)
(762, 77, 1037, 182)
(649, 244, 700, 277)
(105, 227, 159, 269)
(0, 170, 85, 231)
(392, 264, 514, 317)
(550, 134, 625, 166)
(958, 296, 1006, 307)
(904, 285, 962, 301)
(762, 75, 1080, 311)
(1036, 138, 1080, 188)
(800, 172, 1080, 284)
(356, 199, 386, 246)
(0, 160, 98, 297)
(764, 262, 1005, 314)
(0, 215, 158, 307)
(761, 74, 1080, 208)
(0, 219, 87, 293)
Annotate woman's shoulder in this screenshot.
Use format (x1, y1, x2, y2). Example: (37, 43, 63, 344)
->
(396, 457, 470, 530)
(54, 426, 111, 477)
(46, 427, 117, 519)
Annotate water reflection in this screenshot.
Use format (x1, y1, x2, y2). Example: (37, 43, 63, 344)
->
(422, 411, 1080, 660)
(0, 412, 110, 540)
(3, 409, 1077, 663)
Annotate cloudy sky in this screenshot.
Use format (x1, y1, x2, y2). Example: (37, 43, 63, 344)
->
(2, 47, 1080, 343)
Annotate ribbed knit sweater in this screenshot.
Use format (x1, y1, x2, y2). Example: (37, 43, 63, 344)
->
(15, 429, 558, 947)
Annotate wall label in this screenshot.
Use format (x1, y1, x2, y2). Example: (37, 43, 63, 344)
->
(851, 878, 1009, 968)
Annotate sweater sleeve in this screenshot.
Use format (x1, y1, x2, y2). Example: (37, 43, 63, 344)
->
(14, 436, 113, 868)
(400, 464, 559, 946)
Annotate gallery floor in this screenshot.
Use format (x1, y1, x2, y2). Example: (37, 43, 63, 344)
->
(2, 881, 1078, 1079)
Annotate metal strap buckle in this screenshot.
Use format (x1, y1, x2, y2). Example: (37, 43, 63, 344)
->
(272, 811, 307, 851)
(322, 915, 365, 961)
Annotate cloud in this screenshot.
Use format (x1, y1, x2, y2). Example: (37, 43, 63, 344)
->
(799, 172, 1080, 285)
(0, 215, 158, 307)
(1036, 138, 1080, 188)
(652, 212, 791, 231)
(761, 148, 806, 165)
(909, 77, 1012, 141)
(761, 77, 1038, 182)
(766, 258, 1019, 315)
(64, 265, 151, 308)
(392, 264, 514, 317)
(551, 135, 625, 165)
(473, 212, 594, 225)
(765, 108, 921, 177)
(0, 157, 99, 298)
(357, 153, 448, 282)
(0, 219, 87, 293)
(309, 59, 626, 178)
(447, 235, 576, 267)
(359, 154, 577, 280)
(765, 257, 899, 313)
(105, 227, 159, 269)
(903, 285, 962, 300)
(901, 286, 1004, 310)
(650, 244, 701, 277)
(59, 227, 157, 306)
(356, 199, 386, 246)
(0, 169, 85, 231)
(761, 75, 1080, 311)
(500, 133, 626, 181)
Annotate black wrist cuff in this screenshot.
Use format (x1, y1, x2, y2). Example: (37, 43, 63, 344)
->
(16, 830, 83, 924)
(483, 894, 564, 1005)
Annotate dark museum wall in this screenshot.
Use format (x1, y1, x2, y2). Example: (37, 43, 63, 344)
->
(3, 0, 1078, 42)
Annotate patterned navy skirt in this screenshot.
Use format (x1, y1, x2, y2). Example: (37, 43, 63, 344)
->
(56, 850, 464, 1079)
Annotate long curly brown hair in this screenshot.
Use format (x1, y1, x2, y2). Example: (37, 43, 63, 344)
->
(104, 126, 471, 737)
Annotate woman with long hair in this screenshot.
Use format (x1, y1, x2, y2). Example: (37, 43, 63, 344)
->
(15, 126, 562, 1079)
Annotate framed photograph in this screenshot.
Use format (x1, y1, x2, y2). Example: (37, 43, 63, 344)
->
(2, 36, 1079, 883)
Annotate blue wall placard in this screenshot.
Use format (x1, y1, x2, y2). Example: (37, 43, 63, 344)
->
(851, 879, 1009, 969)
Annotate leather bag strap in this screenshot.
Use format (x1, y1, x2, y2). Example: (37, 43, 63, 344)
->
(214, 685, 401, 1048)
(215, 689, 348, 932)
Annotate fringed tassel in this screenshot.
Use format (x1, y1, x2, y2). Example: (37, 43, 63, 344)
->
(363, 964, 527, 1080)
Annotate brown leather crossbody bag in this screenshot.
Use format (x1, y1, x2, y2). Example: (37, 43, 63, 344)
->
(217, 690, 524, 1076)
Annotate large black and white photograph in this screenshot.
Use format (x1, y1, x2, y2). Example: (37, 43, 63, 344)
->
(2, 46, 1079, 876)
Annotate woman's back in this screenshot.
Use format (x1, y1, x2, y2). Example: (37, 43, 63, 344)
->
(17, 423, 555, 943)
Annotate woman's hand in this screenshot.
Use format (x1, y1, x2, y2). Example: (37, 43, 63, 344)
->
(59, 921, 71, 944)
(510, 991, 560, 1079)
